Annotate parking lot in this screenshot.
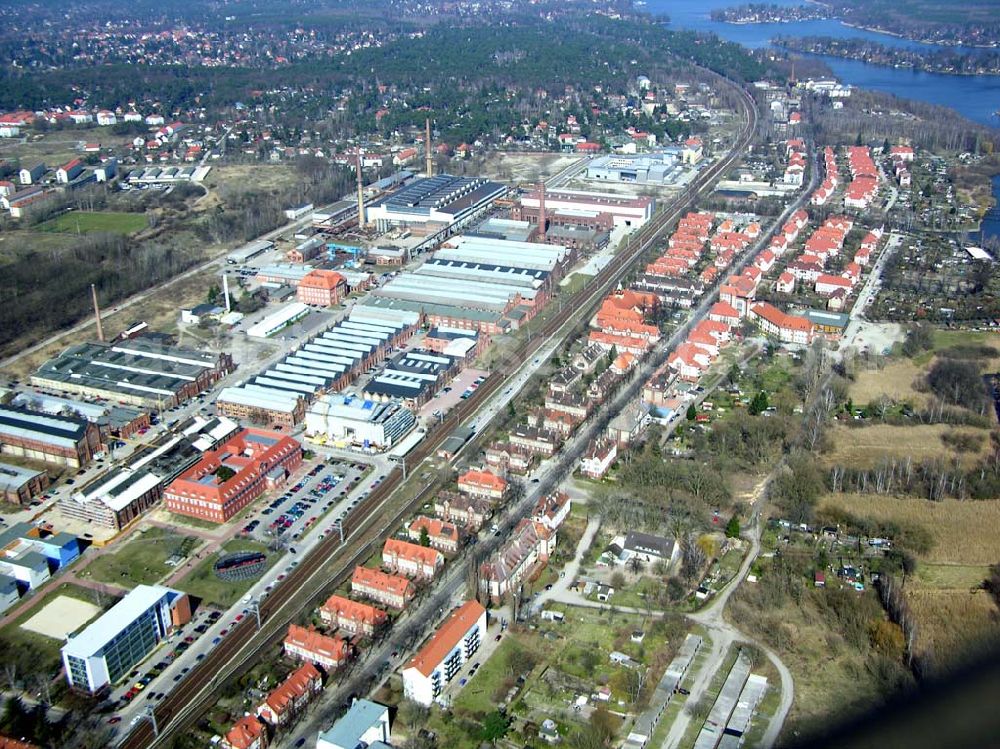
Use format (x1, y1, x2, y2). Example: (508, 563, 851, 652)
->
(418, 367, 489, 422)
(108, 605, 223, 718)
(244, 459, 367, 546)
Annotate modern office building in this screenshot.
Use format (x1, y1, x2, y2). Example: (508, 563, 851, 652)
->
(402, 600, 486, 706)
(0, 406, 102, 468)
(305, 394, 415, 450)
(32, 339, 234, 410)
(586, 150, 684, 184)
(163, 428, 302, 523)
(61, 585, 192, 692)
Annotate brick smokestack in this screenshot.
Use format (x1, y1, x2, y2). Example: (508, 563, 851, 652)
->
(356, 151, 366, 228)
(537, 181, 547, 242)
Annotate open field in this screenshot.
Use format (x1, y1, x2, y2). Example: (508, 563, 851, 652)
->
(475, 152, 582, 184)
(905, 587, 1000, 663)
(82, 526, 199, 589)
(820, 493, 1000, 663)
(821, 494, 1000, 566)
(21, 594, 101, 640)
(0, 128, 133, 166)
(202, 164, 300, 194)
(177, 537, 276, 608)
(824, 423, 991, 469)
(848, 359, 927, 407)
(928, 329, 1000, 371)
(36, 210, 148, 235)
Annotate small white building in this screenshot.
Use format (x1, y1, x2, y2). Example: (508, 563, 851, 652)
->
(317, 699, 391, 749)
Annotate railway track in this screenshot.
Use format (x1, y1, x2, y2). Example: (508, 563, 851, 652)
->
(121, 77, 757, 749)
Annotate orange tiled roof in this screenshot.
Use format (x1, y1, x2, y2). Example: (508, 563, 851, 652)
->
(405, 600, 485, 677)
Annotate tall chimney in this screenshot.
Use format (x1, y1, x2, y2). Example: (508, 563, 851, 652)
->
(91, 283, 105, 342)
(537, 181, 547, 242)
(222, 273, 231, 314)
(356, 151, 366, 229)
(425, 118, 433, 178)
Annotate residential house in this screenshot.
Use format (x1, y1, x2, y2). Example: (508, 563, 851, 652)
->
(351, 566, 415, 609)
(408, 516, 461, 554)
(607, 401, 651, 447)
(480, 519, 556, 601)
(256, 662, 322, 726)
(434, 491, 491, 531)
(457, 468, 507, 501)
(319, 595, 387, 637)
(221, 716, 269, 749)
(283, 625, 351, 671)
(382, 538, 444, 580)
(532, 490, 571, 531)
(580, 439, 616, 479)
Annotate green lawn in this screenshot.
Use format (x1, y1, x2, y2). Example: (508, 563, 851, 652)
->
(178, 538, 277, 608)
(82, 527, 198, 589)
(36, 210, 148, 235)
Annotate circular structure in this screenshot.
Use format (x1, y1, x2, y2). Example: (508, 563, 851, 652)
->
(214, 551, 267, 582)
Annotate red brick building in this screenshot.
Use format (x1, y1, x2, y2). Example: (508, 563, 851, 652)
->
(296, 269, 347, 307)
(163, 428, 302, 523)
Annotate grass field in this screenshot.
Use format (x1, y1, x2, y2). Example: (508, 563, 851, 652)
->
(36, 210, 148, 235)
(824, 423, 991, 469)
(848, 359, 927, 407)
(821, 494, 1000, 566)
(178, 537, 276, 608)
(819, 493, 1000, 662)
(82, 526, 199, 589)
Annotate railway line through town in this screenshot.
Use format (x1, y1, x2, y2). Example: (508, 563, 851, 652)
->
(121, 76, 760, 749)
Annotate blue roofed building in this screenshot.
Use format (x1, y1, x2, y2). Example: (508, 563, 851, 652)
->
(316, 699, 392, 749)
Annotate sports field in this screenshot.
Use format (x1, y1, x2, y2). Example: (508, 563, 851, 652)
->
(21, 595, 101, 640)
(36, 211, 148, 235)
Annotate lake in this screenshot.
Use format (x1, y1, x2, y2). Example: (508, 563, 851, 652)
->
(645, 0, 1000, 128)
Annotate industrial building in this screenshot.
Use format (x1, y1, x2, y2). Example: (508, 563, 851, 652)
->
(363, 351, 458, 409)
(245, 302, 311, 339)
(32, 339, 234, 410)
(59, 419, 235, 530)
(365, 235, 567, 334)
(0, 406, 102, 468)
(586, 150, 684, 184)
(0, 522, 79, 592)
(0, 462, 49, 506)
(163, 428, 302, 523)
(126, 165, 210, 185)
(218, 308, 417, 427)
(226, 239, 275, 265)
(305, 394, 415, 450)
(61, 585, 192, 693)
(11, 392, 150, 440)
(402, 600, 486, 706)
(366, 174, 507, 234)
(518, 187, 654, 228)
